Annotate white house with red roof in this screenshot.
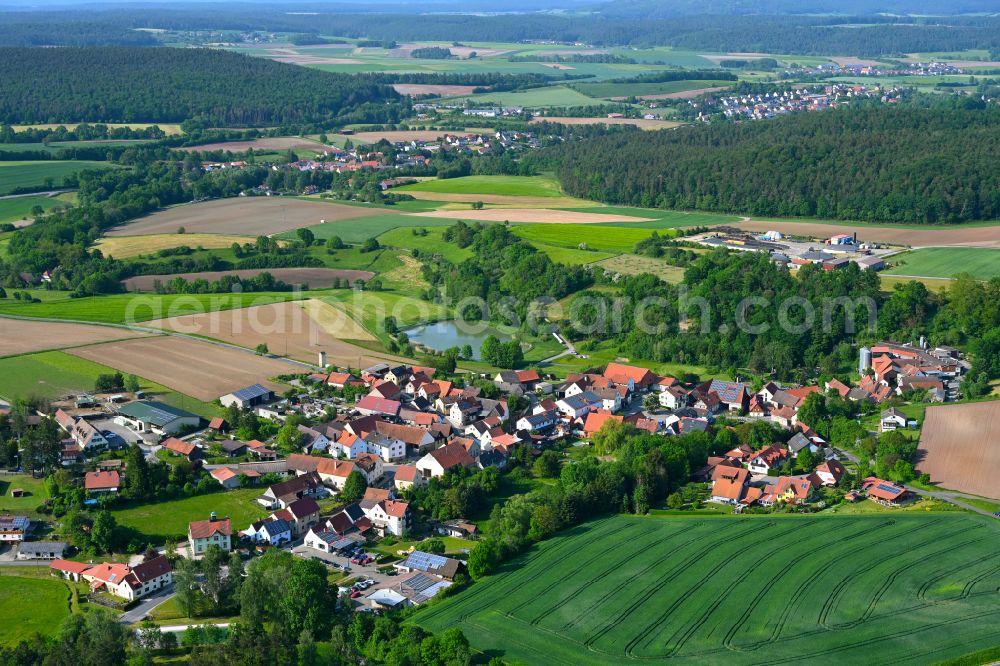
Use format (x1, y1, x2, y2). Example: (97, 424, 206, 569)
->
(188, 515, 233, 556)
(77, 555, 172, 601)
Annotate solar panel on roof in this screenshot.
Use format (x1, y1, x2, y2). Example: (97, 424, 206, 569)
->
(876, 483, 901, 494)
(406, 551, 448, 571)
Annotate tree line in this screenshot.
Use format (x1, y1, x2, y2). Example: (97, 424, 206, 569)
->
(549, 107, 1000, 224)
(0, 47, 400, 126)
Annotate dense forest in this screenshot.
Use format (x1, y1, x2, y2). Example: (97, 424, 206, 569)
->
(2, 9, 1000, 55)
(0, 47, 400, 126)
(549, 107, 1000, 224)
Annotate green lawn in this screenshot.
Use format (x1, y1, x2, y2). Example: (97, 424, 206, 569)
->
(112, 488, 268, 543)
(0, 291, 312, 324)
(0, 474, 50, 519)
(415, 513, 1000, 665)
(0, 573, 74, 645)
(0, 195, 67, 224)
(0, 161, 114, 195)
(377, 226, 474, 264)
(0, 350, 215, 418)
(881, 247, 1000, 280)
(512, 223, 664, 253)
(397, 175, 563, 198)
(571, 79, 734, 99)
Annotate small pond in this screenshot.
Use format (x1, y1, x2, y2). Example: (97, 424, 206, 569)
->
(403, 320, 512, 360)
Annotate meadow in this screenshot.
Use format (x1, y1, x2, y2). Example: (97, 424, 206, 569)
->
(445, 85, 611, 109)
(881, 247, 1000, 280)
(0, 573, 75, 645)
(415, 513, 1000, 666)
(111, 488, 268, 543)
(278, 211, 458, 244)
(512, 223, 665, 253)
(0, 161, 114, 195)
(396, 175, 564, 198)
(0, 195, 67, 224)
(0, 350, 216, 417)
(0, 474, 50, 518)
(377, 226, 474, 264)
(571, 79, 734, 99)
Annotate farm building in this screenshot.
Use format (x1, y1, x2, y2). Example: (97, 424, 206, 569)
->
(855, 255, 885, 271)
(16, 541, 68, 560)
(115, 400, 200, 436)
(220, 384, 275, 410)
(0, 515, 30, 542)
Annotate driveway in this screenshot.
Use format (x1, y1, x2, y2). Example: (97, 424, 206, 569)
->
(290, 545, 396, 589)
(118, 586, 175, 624)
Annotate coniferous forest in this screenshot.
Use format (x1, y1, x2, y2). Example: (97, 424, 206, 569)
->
(0, 47, 400, 126)
(551, 107, 1000, 224)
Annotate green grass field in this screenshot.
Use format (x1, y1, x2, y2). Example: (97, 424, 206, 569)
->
(531, 242, 615, 265)
(881, 247, 1000, 280)
(446, 85, 611, 109)
(377, 226, 474, 264)
(0, 350, 215, 417)
(512, 223, 664, 253)
(0, 474, 50, 518)
(0, 161, 114, 195)
(0, 573, 74, 644)
(0, 195, 66, 224)
(0, 291, 311, 324)
(278, 212, 457, 244)
(397, 175, 563, 198)
(415, 514, 1000, 666)
(571, 79, 733, 99)
(112, 488, 268, 543)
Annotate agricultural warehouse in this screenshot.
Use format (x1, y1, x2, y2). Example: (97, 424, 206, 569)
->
(114, 400, 200, 436)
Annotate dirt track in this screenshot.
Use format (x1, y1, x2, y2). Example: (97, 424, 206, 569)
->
(917, 402, 1000, 501)
(0, 318, 151, 357)
(107, 198, 382, 237)
(68, 336, 291, 401)
(121, 268, 373, 292)
(731, 219, 1000, 248)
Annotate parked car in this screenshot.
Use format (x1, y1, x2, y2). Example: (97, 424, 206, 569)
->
(350, 589, 361, 599)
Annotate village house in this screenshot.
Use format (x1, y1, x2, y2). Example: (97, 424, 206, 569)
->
(393, 465, 422, 492)
(188, 515, 233, 556)
(257, 470, 325, 509)
(746, 444, 789, 475)
(209, 467, 245, 489)
(363, 499, 411, 536)
(162, 437, 204, 462)
(54, 409, 109, 452)
(710, 466, 751, 505)
(393, 550, 464, 581)
(814, 459, 848, 486)
(75, 555, 172, 601)
(416, 442, 477, 480)
(658, 386, 689, 410)
(84, 470, 120, 495)
(863, 477, 911, 506)
(355, 453, 384, 485)
(880, 408, 908, 432)
(436, 519, 478, 539)
(275, 497, 321, 536)
(241, 517, 292, 545)
(16, 541, 67, 560)
(603, 362, 656, 392)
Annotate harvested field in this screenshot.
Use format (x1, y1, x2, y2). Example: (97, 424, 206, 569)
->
(270, 55, 364, 65)
(917, 402, 1000, 500)
(402, 192, 595, 207)
(144, 300, 410, 368)
(299, 299, 374, 341)
(95, 233, 262, 259)
(392, 84, 477, 96)
(68, 336, 291, 401)
(731, 219, 1000, 248)
(121, 268, 373, 292)
(829, 56, 888, 67)
(609, 86, 731, 101)
(179, 137, 327, 153)
(410, 208, 648, 224)
(0, 318, 151, 357)
(417, 514, 1000, 666)
(529, 116, 682, 129)
(699, 52, 772, 63)
(107, 198, 383, 237)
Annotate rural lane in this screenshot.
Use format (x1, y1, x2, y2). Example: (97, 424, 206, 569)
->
(903, 486, 999, 519)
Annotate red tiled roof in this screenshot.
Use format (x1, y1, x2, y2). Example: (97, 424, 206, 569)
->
(583, 409, 623, 435)
(394, 465, 418, 482)
(428, 442, 476, 470)
(164, 437, 197, 456)
(85, 470, 120, 490)
(51, 559, 89, 575)
(189, 518, 232, 539)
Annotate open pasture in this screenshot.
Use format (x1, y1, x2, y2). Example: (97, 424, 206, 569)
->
(513, 223, 661, 252)
(377, 226, 474, 264)
(0, 574, 74, 645)
(280, 211, 465, 244)
(397, 175, 563, 198)
(179, 137, 327, 153)
(121, 267, 372, 292)
(143, 300, 408, 369)
(0, 195, 68, 224)
(0, 161, 113, 195)
(445, 85, 612, 109)
(732, 219, 1000, 248)
(411, 208, 649, 225)
(112, 489, 268, 543)
(918, 402, 1000, 500)
(67, 336, 291, 401)
(881, 247, 1000, 280)
(0, 317, 151, 357)
(107, 197, 383, 237)
(593, 254, 686, 283)
(416, 514, 1000, 666)
(573, 79, 733, 99)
